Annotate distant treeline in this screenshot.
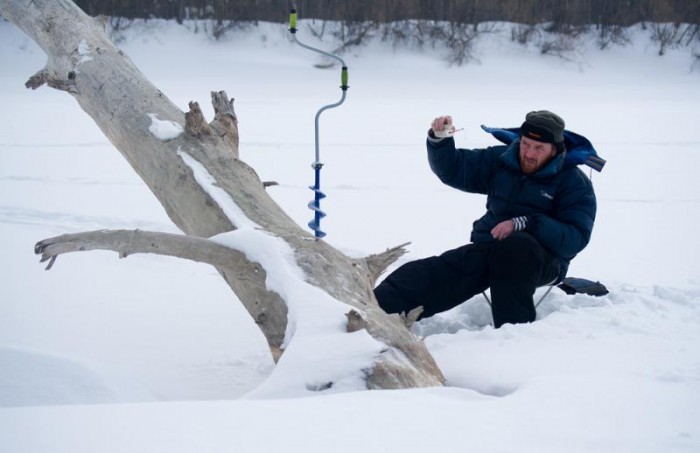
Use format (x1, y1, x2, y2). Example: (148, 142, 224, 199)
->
(72, 1, 700, 67)
(74, 0, 699, 25)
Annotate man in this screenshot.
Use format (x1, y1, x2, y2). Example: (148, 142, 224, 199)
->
(374, 110, 597, 328)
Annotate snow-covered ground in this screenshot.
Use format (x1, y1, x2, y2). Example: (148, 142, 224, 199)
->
(1, 18, 699, 452)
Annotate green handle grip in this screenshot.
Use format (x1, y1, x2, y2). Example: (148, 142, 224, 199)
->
(341, 66, 349, 89)
(289, 10, 297, 32)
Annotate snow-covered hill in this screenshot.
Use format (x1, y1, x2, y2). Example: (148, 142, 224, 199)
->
(1, 19, 699, 452)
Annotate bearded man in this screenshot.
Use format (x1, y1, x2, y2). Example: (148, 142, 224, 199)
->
(374, 111, 597, 328)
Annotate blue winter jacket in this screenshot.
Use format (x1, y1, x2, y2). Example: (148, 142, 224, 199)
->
(427, 133, 597, 280)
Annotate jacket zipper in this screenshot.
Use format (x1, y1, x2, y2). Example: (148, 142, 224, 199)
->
(505, 175, 527, 218)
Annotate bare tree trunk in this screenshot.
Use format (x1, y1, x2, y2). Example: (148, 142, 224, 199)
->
(1, 0, 444, 391)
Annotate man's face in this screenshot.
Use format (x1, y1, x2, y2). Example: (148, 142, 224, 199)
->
(519, 136, 557, 174)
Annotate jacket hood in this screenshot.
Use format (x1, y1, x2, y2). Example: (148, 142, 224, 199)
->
(481, 125, 606, 172)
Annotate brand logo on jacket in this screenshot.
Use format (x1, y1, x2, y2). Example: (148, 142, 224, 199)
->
(541, 190, 554, 200)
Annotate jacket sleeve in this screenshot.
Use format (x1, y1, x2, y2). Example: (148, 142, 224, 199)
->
(426, 135, 498, 194)
(526, 169, 597, 260)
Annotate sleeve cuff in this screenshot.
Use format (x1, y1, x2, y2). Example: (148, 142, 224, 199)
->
(427, 128, 446, 143)
(428, 128, 455, 146)
(512, 216, 528, 231)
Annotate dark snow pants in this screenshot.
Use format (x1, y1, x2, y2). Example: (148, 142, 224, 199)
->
(374, 232, 561, 328)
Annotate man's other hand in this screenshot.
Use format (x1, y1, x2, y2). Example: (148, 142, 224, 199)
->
(491, 220, 515, 241)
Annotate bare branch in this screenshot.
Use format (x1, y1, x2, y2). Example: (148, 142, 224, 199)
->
(185, 101, 212, 137)
(35, 229, 243, 269)
(209, 91, 239, 156)
(346, 309, 368, 333)
(25, 67, 77, 93)
(34, 227, 290, 356)
(364, 242, 410, 285)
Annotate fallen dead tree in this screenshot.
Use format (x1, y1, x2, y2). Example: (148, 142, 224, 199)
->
(1, 0, 444, 394)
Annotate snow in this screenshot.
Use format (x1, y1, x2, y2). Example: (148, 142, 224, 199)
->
(213, 227, 384, 398)
(1, 18, 700, 452)
(147, 113, 183, 141)
(77, 38, 93, 64)
(177, 149, 260, 228)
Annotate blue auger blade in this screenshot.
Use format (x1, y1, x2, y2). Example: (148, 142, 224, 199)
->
(308, 194, 326, 238)
(308, 209, 327, 238)
(308, 222, 326, 238)
(308, 163, 327, 238)
(307, 199, 327, 215)
(308, 186, 327, 200)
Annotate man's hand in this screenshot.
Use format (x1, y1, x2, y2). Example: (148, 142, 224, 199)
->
(491, 220, 515, 241)
(431, 116, 455, 138)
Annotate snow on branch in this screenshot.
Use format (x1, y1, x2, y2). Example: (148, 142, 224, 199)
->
(176, 148, 259, 230)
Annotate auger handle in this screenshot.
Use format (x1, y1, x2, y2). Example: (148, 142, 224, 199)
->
(289, 8, 297, 33)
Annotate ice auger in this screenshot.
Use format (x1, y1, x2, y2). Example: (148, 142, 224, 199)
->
(288, 7, 349, 239)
